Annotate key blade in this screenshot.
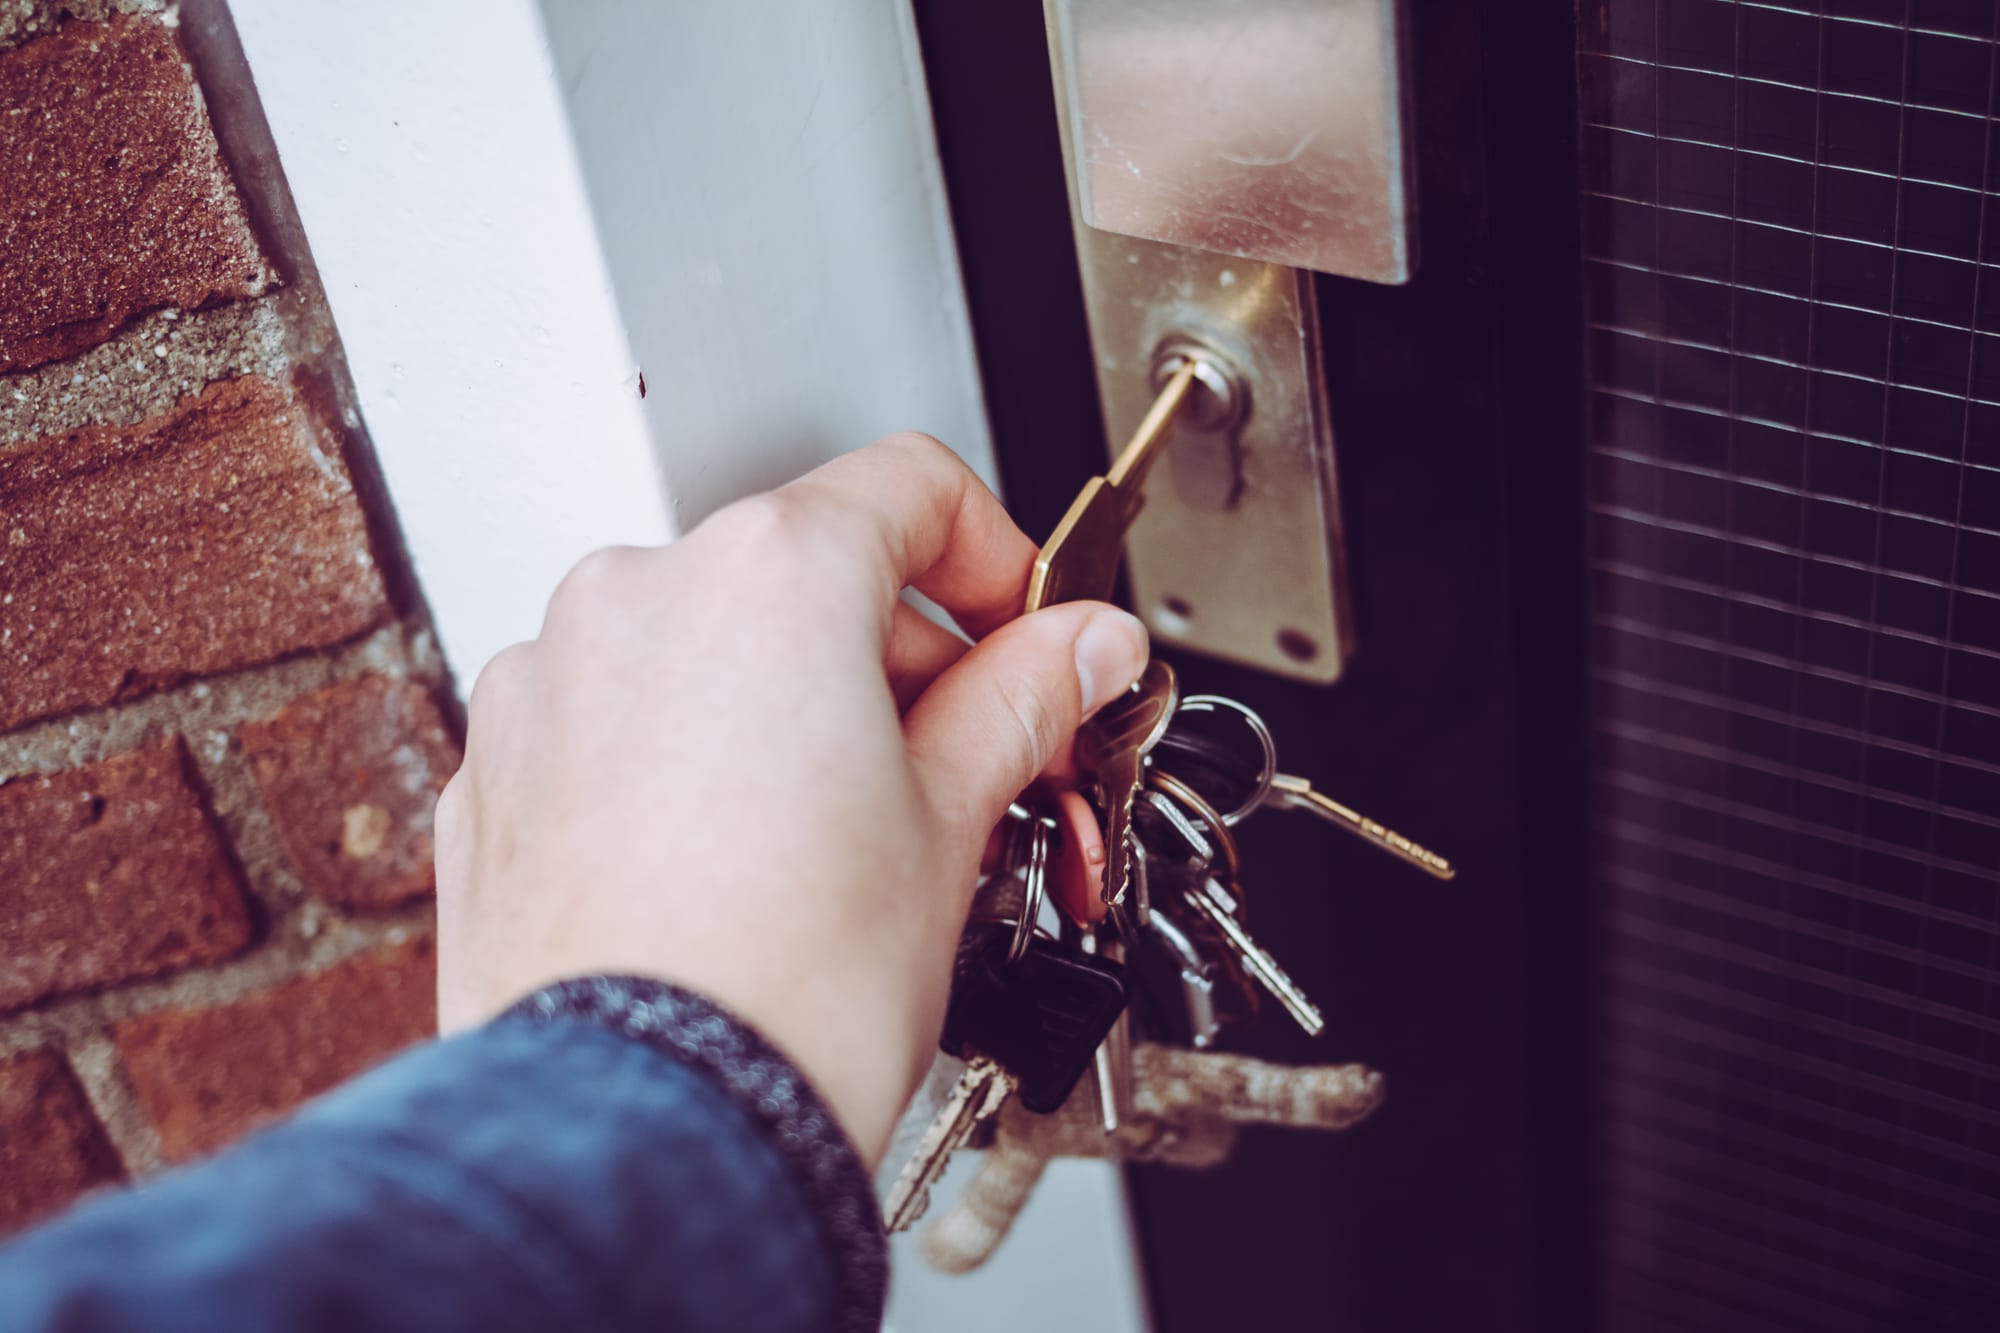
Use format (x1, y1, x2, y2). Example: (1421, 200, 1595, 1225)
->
(1025, 482, 1138, 614)
(1105, 357, 1199, 490)
(1091, 1011, 1132, 1133)
(1269, 775, 1456, 880)
(1079, 661, 1179, 907)
(1182, 882, 1326, 1037)
(1182, 969, 1221, 1049)
(1097, 752, 1141, 909)
(1023, 359, 1199, 615)
(1144, 769, 1241, 885)
(1143, 909, 1223, 1048)
(882, 1056, 1018, 1233)
(1078, 929, 1132, 1133)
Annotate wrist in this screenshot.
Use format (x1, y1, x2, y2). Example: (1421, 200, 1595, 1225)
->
(499, 975, 889, 1333)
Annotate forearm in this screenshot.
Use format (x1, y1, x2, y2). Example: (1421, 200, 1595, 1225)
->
(0, 979, 886, 1333)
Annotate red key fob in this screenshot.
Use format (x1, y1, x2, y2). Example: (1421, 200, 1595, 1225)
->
(1049, 787, 1108, 926)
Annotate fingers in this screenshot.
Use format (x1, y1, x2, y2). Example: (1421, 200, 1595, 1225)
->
(886, 601, 971, 712)
(904, 602, 1149, 840)
(777, 434, 1037, 640)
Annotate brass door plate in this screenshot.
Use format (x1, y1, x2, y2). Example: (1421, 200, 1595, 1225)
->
(1047, 15, 1354, 684)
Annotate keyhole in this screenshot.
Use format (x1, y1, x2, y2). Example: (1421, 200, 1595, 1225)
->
(1149, 339, 1249, 513)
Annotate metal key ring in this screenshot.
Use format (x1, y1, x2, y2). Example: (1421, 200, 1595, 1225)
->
(1008, 817, 1050, 965)
(1173, 695, 1278, 824)
(1147, 768, 1243, 887)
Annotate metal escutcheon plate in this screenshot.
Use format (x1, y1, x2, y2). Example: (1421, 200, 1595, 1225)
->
(1048, 0, 1415, 284)
(1048, 213, 1355, 683)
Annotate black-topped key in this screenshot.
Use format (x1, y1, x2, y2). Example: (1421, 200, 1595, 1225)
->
(882, 926, 1131, 1230)
(940, 926, 1129, 1113)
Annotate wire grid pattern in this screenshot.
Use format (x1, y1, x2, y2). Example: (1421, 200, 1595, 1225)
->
(1581, 3, 2000, 1329)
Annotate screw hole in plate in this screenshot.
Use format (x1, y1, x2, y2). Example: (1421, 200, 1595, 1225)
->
(1275, 627, 1318, 662)
(1156, 595, 1195, 632)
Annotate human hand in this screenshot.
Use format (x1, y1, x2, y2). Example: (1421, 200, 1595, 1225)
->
(433, 434, 1149, 1164)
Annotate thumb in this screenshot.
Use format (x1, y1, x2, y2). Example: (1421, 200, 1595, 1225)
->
(903, 602, 1149, 835)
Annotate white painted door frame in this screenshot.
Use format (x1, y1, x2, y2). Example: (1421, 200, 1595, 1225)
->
(214, 2, 1150, 1327)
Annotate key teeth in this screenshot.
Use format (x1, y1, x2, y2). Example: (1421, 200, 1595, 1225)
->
(1111, 820, 1134, 906)
(880, 1168, 932, 1232)
(1105, 776, 1144, 906)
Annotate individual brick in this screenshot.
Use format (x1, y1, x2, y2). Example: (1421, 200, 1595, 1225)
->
(241, 675, 459, 911)
(0, 737, 252, 1012)
(0, 1048, 124, 1234)
(0, 14, 275, 371)
(112, 936, 437, 1161)
(0, 374, 388, 731)
(0, 299, 290, 443)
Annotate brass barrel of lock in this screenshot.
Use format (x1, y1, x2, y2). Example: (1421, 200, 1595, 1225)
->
(1150, 339, 1251, 514)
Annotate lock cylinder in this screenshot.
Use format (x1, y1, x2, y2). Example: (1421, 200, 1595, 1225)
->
(1148, 339, 1249, 514)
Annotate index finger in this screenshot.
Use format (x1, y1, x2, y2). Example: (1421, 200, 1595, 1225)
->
(778, 432, 1038, 640)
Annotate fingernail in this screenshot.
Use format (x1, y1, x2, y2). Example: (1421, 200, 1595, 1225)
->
(1074, 608, 1149, 714)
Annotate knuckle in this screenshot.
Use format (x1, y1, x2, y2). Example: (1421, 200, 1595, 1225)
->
(467, 642, 531, 722)
(881, 429, 953, 463)
(881, 432, 968, 486)
(550, 545, 635, 616)
(431, 775, 468, 849)
(703, 494, 857, 603)
(700, 492, 806, 557)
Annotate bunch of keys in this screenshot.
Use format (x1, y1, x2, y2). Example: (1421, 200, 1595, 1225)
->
(883, 347, 1454, 1237)
(1134, 692, 1455, 1049)
(884, 357, 1200, 1229)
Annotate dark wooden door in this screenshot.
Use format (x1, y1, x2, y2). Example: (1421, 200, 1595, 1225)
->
(911, 3, 1591, 1329)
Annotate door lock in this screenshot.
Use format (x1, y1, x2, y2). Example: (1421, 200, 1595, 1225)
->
(1149, 339, 1248, 515)
(1042, 0, 1414, 683)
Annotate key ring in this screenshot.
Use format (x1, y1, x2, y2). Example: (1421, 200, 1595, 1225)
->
(1005, 814, 1050, 966)
(1147, 768, 1243, 887)
(971, 804, 1054, 961)
(1173, 695, 1278, 825)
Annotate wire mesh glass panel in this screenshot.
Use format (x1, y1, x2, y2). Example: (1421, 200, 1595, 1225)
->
(1580, 2, 2000, 1328)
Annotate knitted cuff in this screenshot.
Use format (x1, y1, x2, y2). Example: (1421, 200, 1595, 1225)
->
(501, 976, 887, 1333)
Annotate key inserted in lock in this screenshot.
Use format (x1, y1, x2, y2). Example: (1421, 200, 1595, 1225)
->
(1150, 339, 1249, 514)
(1047, 9, 1356, 683)
(1025, 346, 1242, 614)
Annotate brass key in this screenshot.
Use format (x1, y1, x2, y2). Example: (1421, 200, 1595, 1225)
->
(1024, 357, 1202, 614)
(1267, 774, 1457, 880)
(1075, 659, 1178, 910)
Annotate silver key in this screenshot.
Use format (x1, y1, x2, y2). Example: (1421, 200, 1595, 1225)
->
(1142, 786, 1216, 871)
(1077, 927, 1131, 1133)
(1075, 659, 1178, 910)
(1179, 876, 1325, 1037)
(883, 1056, 1019, 1232)
(1146, 910, 1222, 1049)
(1128, 784, 1217, 930)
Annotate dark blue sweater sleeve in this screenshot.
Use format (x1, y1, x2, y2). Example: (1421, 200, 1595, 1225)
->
(0, 978, 888, 1333)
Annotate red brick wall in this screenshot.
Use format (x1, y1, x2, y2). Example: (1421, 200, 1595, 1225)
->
(0, 6, 453, 1234)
